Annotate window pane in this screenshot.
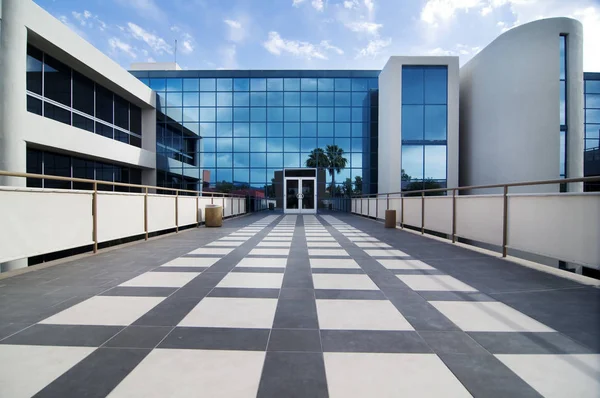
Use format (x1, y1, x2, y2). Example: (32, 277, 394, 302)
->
(27, 45, 43, 94)
(586, 80, 600, 94)
(318, 92, 334, 106)
(424, 105, 447, 141)
(301, 122, 317, 137)
(267, 107, 284, 122)
(217, 78, 233, 91)
(96, 85, 113, 123)
(149, 78, 166, 91)
(217, 138, 232, 152)
(284, 122, 300, 136)
(234, 138, 250, 152)
(200, 108, 216, 122)
(268, 122, 284, 136)
(301, 107, 317, 122)
(586, 109, 600, 124)
(424, 67, 447, 104)
(267, 78, 284, 91)
(336, 122, 351, 136)
(560, 80, 566, 125)
(72, 71, 95, 115)
(284, 78, 300, 91)
(267, 153, 283, 167)
(251, 153, 266, 167)
(334, 137, 350, 152)
(586, 94, 600, 109)
(267, 92, 284, 106)
(217, 92, 233, 106)
(200, 92, 216, 106)
(251, 92, 267, 106)
(301, 137, 317, 151)
(335, 79, 351, 91)
(352, 78, 368, 91)
(234, 78, 250, 91)
(217, 108, 233, 122)
(319, 123, 334, 136)
(72, 157, 94, 190)
(251, 107, 266, 122)
(166, 107, 182, 122)
(402, 105, 424, 141)
(234, 123, 250, 137)
(424, 146, 447, 180)
(251, 123, 266, 137)
(200, 123, 216, 136)
(402, 67, 424, 105)
(402, 145, 423, 180)
(73, 114, 94, 133)
(335, 108, 351, 122)
(251, 137, 266, 152)
(44, 152, 71, 189)
(234, 92, 250, 107)
(166, 78, 182, 91)
(217, 122, 232, 136)
(352, 107, 367, 122)
(560, 36, 566, 81)
(27, 96, 42, 115)
(284, 92, 300, 106)
(352, 92, 368, 107)
(284, 137, 300, 151)
(301, 78, 317, 91)
(301, 92, 317, 106)
(318, 78, 334, 91)
(586, 124, 600, 139)
(284, 107, 300, 122)
(234, 108, 250, 122)
(335, 92, 351, 106)
(130, 105, 142, 134)
(44, 102, 71, 125)
(183, 92, 199, 107)
(183, 78, 199, 91)
(234, 167, 249, 181)
(200, 78, 216, 91)
(114, 95, 129, 130)
(318, 107, 334, 122)
(251, 78, 266, 91)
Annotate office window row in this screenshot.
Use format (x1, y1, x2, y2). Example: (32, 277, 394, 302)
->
(202, 167, 369, 186)
(175, 122, 376, 138)
(26, 45, 143, 148)
(26, 148, 142, 192)
(146, 77, 379, 93)
(559, 35, 568, 178)
(584, 77, 600, 151)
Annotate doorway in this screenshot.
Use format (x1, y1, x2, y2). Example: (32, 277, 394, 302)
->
(284, 168, 317, 214)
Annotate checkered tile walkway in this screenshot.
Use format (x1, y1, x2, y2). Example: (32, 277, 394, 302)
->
(1, 214, 599, 397)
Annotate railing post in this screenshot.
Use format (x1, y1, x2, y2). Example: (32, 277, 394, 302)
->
(93, 182, 98, 253)
(222, 195, 225, 218)
(421, 191, 425, 234)
(196, 192, 199, 227)
(375, 194, 378, 219)
(451, 188, 456, 243)
(386, 193, 389, 210)
(175, 190, 179, 233)
(502, 185, 508, 257)
(400, 193, 404, 229)
(367, 196, 370, 218)
(145, 187, 149, 240)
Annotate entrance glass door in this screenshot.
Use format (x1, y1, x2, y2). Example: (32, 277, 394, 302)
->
(286, 179, 299, 210)
(301, 179, 315, 210)
(284, 177, 317, 214)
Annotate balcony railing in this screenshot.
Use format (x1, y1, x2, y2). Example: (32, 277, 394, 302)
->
(333, 175, 600, 271)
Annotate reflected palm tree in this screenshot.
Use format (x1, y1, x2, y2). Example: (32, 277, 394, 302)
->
(305, 148, 329, 170)
(325, 145, 347, 197)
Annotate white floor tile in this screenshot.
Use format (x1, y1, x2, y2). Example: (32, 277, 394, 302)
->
(316, 299, 413, 330)
(324, 353, 471, 398)
(396, 275, 477, 292)
(0, 345, 96, 398)
(429, 301, 555, 332)
(219, 236, 250, 241)
(206, 241, 244, 247)
(179, 297, 277, 328)
(376, 259, 435, 270)
(120, 272, 200, 288)
(262, 237, 293, 242)
(188, 248, 234, 256)
(236, 258, 288, 268)
(307, 241, 341, 248)
(305, 233, 332, 237)
(161, 257, 220, 267)
(248, 248, 290, 256)
(354, 242, 392, 248)
(306, 237, 336, 241)
(40, 296, 165, 326)
(347, 237, 380, 242)
(230, 233, 255, 236)
(217, 272, 284, 289)
(495, 354, 600, 398)
(313, 274, 378, 290)
(364, 249, 409, 257)
(308, 249, 349, 257)
(268, 233, 294, 237)
(310, 258, 361, 269)
(257, 241, 292, 247)
(107, 349, 265, 398)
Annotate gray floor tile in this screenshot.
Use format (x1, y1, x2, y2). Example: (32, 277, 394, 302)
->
(279, 288, 315, 300)
(230, 267, 286, 273)
(257, 352, 328, 398)
(159, 327, 270, 350)
(1, 324, 122, 347)
(314, 289, 387, 300)
(103, 326, 172, 349)
(321, 330, 431, 353)
(468, 331, 596, 354)
(268, 329, 322, 352)
(273, 299, 319, 329)
(132, 295, 206, 327)
(417, 291, 496, 302)
(100, 286, 178, 297)
(209, 287, 281, 298)
(419, 331, 488, 355)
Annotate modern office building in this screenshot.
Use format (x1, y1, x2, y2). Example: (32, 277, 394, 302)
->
(584, 72, 600, 191)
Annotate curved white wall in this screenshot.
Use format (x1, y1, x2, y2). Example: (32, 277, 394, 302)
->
(459, 18, 584, 193)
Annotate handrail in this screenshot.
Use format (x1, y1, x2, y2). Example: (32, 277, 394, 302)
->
(0, 170, 246, 198)
(351, 175, 600, 198)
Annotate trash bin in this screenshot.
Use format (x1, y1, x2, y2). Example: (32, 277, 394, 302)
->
(385, 210, 396, 228)
(205, 204, 223, 227)
(269, 203, 274, 211)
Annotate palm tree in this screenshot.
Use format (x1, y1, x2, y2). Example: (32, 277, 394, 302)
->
(325, 145, 348, 197)
(305, 148, 329, 169)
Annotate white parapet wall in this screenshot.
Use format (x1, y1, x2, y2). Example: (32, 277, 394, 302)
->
(0, 187, 248, 265)
(351, 192, 600, 270)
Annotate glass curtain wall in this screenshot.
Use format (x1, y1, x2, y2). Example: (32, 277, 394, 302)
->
(132, 71, 379, 197)
(401, 66, 448, 193)
(560, 35, 568, 178)
(584, 73, 600, 191)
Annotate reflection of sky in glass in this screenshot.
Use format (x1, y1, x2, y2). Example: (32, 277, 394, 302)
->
(402, 146, 423, 180)
(585, 76, 600, 151)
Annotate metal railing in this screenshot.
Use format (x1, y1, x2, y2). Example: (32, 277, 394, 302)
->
(347, 175, 600, 259)
(0, 170, 249, 255)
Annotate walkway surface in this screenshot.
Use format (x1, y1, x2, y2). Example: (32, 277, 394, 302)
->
(1, 212, 599, 397)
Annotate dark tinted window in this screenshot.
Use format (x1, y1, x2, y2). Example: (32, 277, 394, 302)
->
(73, 71, 94, 115)
(114, 95, 129, 130)
(26, 45, 43, 95)
(96, 162, 114, 191)
(44, 103, 71, 125)
(72, 158, 94, 190)
(96, 122, 113, 139)
(44, 55, 71, 106)
(130, 104, 142, 135)
(26, 148, 43, 188)
(95, 84, 113, 123)
(130, 135, 142, 148)
(73, 114, 94, 133)
(27, 96, 42, 115)
(44, 152, 71, 189)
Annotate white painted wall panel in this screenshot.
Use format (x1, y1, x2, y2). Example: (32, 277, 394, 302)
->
(508, 194, 600, 268)
(456, 196, 503, 246)
(388, 195, 403, 223)
(403, 198, 422, 228)
(147, 195, 176, 233)
(97, 193, 144, 243)
(197, 198, 214, 222)
(376, 197, 387, 220)
(368, 199, 377, 218)
(424, 197, 453, 235)
(0, 189, 93, 262)
(178, 197, 197, 227)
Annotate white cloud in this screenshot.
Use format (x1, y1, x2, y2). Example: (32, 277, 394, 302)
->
(292, 0, 306, 7)
(321, 40, 344, 55)
(345, 21, 383, 35)
(344, 0, 358, 9)
(421, 0, 483, 26)
(127, 22, 173, 55)
(312, 0, 324, 11)
(224, 19, 242, 29)
(115, 0, 162, 21)
(364, 0, 375, 14)
(57, 15, 88, 38)
(181, 34, 194, 54)
(480, 5, 493, 15)
(264, 31, 327, 59)
(224, 19, 247, 42)
(108, 37, 137, 58)
(219, 45, 238, 69)
(356, 37, 391, 58)
(83, 10, 92, 19)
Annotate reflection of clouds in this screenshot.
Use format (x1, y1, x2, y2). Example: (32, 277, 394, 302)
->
(424, 146, 447, 180)
(402, 146, 423, 179)
(234, 153, 249, 168)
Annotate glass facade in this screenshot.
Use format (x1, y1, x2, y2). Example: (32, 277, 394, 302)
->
(26, 45, 143, 148)
(26, 148, 142, 192)
(401, 66, 448, 192)
(131, 71, 379, 196)
(584, 72, 600, 191)
(559, 35, 567, 178)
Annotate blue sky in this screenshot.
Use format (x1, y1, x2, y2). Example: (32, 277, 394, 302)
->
(35, 0, 600, 71)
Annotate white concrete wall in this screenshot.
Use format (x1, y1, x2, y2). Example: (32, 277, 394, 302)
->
(459, 17, 584, 194)
(97, 193, 145, 243)
(378, 56, 459, 194)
